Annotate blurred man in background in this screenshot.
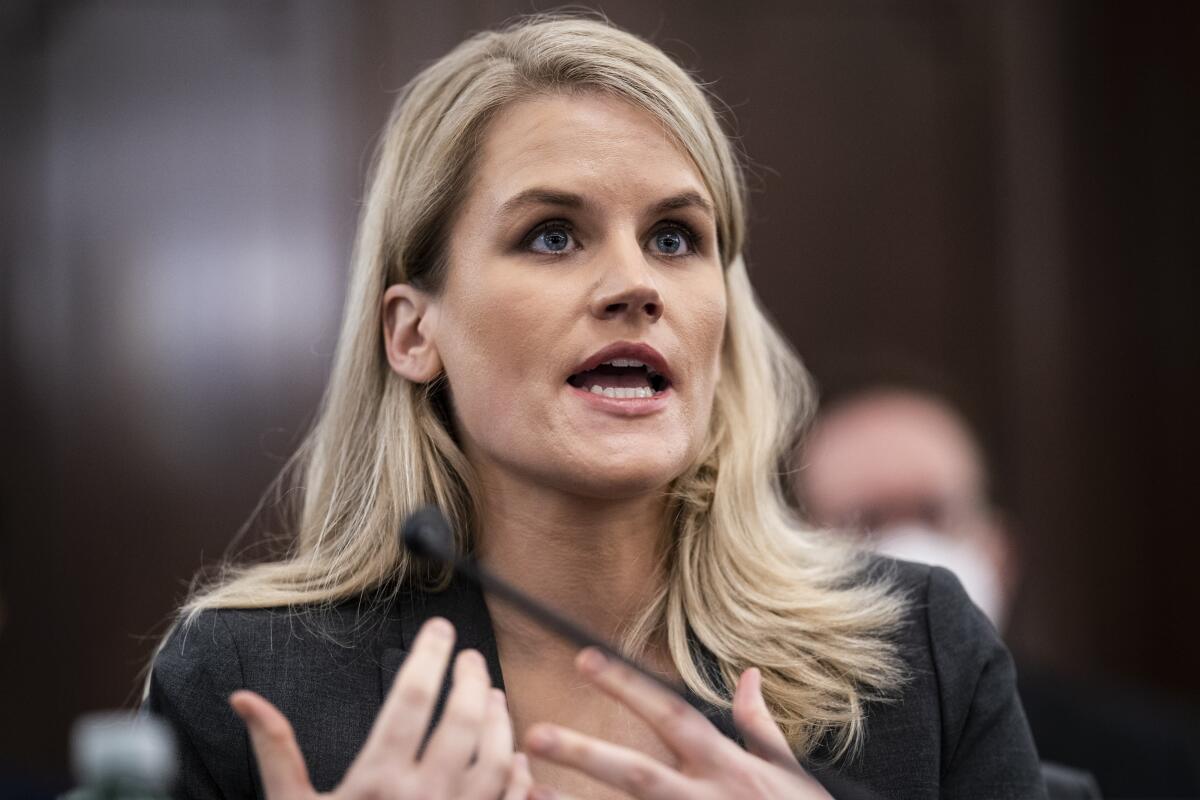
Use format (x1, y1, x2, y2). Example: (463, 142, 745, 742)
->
(797, 386, 1015, 628)
(796, 382, 1200, 799)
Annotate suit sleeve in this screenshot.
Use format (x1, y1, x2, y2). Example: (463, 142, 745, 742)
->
(926, 566, 1048, 799)
(144, 611, 256, 799)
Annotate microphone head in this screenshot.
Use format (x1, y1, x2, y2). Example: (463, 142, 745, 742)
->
(401, 505, 455, 564)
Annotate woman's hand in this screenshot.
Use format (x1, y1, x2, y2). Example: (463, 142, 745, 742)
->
(228, 618, 534, 800)
(523, 649, 833, 800)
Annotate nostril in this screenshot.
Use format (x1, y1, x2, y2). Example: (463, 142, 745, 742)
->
(595, 296, 661, 320)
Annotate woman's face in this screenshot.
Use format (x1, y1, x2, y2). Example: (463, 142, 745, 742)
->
(431, 92, 727, 499)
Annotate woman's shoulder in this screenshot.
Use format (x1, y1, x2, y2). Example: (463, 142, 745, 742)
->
(152, 592, 406, 686)
(861, 552, 945, 596)
(860, 555, 995, 650)
(145, 608, 267, 798)
(844, 555, 1047, 798)
(858, 555, 1013, 722)
(147, 596, 405, 796)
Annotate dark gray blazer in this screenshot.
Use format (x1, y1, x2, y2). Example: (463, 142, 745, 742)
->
(146, 559, 1048, 799)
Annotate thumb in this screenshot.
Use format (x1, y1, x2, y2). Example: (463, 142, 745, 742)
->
(230, 690, 318, 800)
(732, 668, 799, 769)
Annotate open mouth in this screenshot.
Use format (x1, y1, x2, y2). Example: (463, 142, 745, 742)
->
(567, 358, 671, 399)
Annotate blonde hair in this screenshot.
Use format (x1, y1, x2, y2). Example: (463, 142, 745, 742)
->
(161, 14, 906, 762)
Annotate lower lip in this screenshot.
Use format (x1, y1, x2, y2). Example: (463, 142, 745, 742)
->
(567, 384, 672, 416)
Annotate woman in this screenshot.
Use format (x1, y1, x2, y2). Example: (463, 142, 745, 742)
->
(147, 15, 1046, 800)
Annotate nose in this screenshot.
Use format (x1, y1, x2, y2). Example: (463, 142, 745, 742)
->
(588, 244, 664, 324)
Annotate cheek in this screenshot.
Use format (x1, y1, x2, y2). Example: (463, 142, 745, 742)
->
(665, 276, 726, 456)
(436, 309, 498, 409)
(679, 278, 728, 386)
(433, 269, 568, 428)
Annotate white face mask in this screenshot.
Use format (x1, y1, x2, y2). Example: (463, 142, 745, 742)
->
(871, 523, 1007, 629)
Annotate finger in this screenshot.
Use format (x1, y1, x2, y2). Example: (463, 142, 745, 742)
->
(459, 689, 513, 798)
(525, 722, 694, 800)
(229, 690, 316, 800)
(575, 648, 734, 766)
(732, 667, 798, 769)
(502, 752, 534, 800)
(419, 649, 492, 784)
(358, 617, 457, 763)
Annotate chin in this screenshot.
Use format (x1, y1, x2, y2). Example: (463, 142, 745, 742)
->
(547, 446, 694, 500)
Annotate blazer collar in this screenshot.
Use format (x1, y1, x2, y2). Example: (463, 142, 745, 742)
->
(378, 575, 739, 743)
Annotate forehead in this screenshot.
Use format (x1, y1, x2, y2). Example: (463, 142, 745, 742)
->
(804, 393, 984, 508)
(467, 91, 712, 211)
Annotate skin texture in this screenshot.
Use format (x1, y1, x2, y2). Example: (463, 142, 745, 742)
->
(236, 91, 831, 799)
(392, 91, 728, 502)
(521, 649, 833, 800)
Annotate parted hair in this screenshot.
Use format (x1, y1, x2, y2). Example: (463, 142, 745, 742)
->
(157, 14, 907, 762)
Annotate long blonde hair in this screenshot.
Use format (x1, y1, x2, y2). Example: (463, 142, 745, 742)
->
(163, 14, 906, 762)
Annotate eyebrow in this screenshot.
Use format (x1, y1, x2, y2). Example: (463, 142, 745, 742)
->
(497, 187, 715, 220)
(650, 190, 715, 219)
(498, 188, 585, 217)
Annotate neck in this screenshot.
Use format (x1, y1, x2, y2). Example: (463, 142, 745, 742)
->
(472, 472, 670, 666)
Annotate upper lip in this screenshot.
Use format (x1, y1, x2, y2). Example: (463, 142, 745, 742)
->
(569, 341, 674, 384)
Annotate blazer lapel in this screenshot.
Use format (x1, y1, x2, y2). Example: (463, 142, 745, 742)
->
(378, 575, 506, 734)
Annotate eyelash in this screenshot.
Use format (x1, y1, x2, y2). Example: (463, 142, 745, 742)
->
(521, 219, 704, 256)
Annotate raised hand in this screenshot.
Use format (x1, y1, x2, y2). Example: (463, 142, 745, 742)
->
(523, 649, 833, 800)
(229, 617, 534, 800)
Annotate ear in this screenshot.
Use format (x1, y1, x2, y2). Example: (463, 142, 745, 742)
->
(382, 283, 443, 383)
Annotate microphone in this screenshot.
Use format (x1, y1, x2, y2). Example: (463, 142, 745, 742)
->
(402, 506, 458, 563)
(399, 505, 883, 800)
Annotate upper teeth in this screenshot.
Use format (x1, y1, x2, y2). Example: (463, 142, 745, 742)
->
(603, 358, 645, 368)
(589, 386, 655, 399)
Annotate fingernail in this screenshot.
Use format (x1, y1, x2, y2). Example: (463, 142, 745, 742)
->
(753, 670, 771, 706)
(425, 617, 453, 638)
(228, 692, 254, 723)
(526, 725, 558, 753)
(457, 648, 485, 669)
(578, 648, 607, 673)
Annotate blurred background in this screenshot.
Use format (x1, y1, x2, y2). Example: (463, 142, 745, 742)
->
(2, 0, 1197, 794)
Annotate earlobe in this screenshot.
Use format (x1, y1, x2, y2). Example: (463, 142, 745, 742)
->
(382, 284, 443, 383)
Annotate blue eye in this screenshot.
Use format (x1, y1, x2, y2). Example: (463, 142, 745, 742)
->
(529, 225, 574, 254)
(652, 226, 693, 256)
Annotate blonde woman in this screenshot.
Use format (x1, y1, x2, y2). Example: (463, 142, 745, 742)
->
(146, 15, 1046, 800)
